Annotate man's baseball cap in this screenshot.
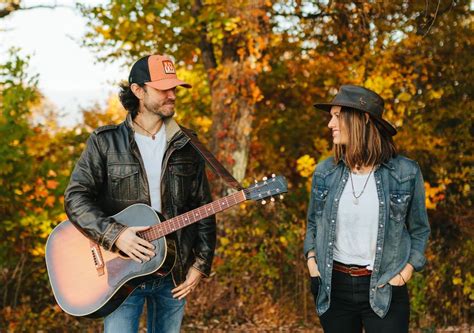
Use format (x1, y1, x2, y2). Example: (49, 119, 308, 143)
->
(128, 54, 191, 90)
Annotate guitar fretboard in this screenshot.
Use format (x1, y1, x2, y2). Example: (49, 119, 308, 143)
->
(140, 190, 246, 242)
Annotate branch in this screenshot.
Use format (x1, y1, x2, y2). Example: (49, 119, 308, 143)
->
(0, 2, 72, 19)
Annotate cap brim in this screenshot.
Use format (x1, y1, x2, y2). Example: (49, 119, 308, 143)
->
(145, 79, 192, 90)
(313, 102, 397, 136)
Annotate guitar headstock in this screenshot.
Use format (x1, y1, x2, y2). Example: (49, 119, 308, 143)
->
(244, 174, 288, 204)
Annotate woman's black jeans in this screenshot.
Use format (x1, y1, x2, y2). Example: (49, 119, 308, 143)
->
(312, 268, 410, 333)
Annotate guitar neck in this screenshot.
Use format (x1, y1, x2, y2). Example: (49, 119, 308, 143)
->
(140, 190, 246, 242)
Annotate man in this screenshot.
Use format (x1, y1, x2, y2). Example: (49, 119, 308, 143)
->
(64, 54, 216, 332)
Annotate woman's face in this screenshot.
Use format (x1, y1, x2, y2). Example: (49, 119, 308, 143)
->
(328, 106, 348, 145)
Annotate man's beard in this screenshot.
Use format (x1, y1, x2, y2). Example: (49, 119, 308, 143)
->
(144, 100, 175, 119)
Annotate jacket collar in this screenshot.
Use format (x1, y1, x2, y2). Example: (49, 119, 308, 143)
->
(337, 156, 395, 171)
(125, 113, 183, 144)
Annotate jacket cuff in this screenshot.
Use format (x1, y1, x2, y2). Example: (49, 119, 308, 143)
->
(408, 249, 427, 272)
(101, 221, 127, 251)
(192, 257, 211, 277)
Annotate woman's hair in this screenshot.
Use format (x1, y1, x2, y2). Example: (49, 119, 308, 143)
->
(334, 107, 397, 170)
(119, 82, 144, 119)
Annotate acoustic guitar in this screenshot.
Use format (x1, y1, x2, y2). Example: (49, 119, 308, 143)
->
(45, 175, 287, 318)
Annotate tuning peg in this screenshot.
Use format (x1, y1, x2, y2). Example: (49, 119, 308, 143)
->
(254, 179, 258, 184)
(270, 197, 275, 202)
(279, 194, 284, 200)
(272, 173, 276, 178)
(261, 199, 267, 205)
(262, 176, 268, 181)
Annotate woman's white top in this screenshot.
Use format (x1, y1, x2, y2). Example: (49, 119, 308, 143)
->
(333, 172, 379, 269)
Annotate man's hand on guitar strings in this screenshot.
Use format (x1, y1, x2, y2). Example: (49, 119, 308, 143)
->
(171, 267, 203, 299)
(115, 226, 155, 263)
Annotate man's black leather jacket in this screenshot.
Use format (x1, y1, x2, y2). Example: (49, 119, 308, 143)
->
(64, 115, 216, 285)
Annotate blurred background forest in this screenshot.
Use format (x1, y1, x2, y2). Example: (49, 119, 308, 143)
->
(0, 0, 472, 332)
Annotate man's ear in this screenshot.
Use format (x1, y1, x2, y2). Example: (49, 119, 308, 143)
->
(130, 83, 145, 100)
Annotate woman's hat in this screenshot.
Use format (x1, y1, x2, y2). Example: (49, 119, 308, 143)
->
(313, 85, 397, 136)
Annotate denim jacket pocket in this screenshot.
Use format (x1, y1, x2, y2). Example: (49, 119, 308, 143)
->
(389, 192, 411, 222)
(108, 163, 140, 201)
(313, 187, 329, 217)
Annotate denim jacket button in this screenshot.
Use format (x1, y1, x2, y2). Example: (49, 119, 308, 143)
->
(331, 219, 335, 223)
(329, 242, 332, 246)
(377, 247, 381, 251)
(380, 201, 384, 205)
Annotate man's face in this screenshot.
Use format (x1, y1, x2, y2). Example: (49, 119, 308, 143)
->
(142, 85, 176, 119)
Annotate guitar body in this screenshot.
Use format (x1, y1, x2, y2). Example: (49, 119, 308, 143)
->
(45, 204, 177, 318)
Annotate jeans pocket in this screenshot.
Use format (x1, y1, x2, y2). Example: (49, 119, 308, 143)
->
(310, 276, 321, 300)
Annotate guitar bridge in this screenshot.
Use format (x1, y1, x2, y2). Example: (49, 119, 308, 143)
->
(89, 241, 105, 276)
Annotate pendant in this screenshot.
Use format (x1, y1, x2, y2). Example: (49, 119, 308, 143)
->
(151, 135, 155, 140)
(353, 197, 359, 205)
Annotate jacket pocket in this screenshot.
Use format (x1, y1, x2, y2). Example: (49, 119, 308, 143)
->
(313, 187, 329, 217)
(389, 192, 411, 222)
(108, 163, 140, 201)
(169, 160, 198, 206)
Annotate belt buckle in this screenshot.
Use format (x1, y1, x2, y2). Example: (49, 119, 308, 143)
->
(348, 266, 360, 277)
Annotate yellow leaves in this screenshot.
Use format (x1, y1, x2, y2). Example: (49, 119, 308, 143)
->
(453, 277, 462, 285)
(220, 237, 230, 246)
(424, 182, 445, 210)
(397, 92, 412, 102)
(279, 236, 288, 247)
(428, 89, 444, 100)
(296, 154, 316, 178)
(224, 17, 240, 33)
(194, 116, 212, 133)
(145, 13, 155, 24)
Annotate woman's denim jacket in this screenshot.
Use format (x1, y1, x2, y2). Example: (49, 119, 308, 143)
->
(304, 155, 430, 318)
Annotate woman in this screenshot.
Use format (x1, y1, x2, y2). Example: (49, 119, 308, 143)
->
(304, 85, 430, 332)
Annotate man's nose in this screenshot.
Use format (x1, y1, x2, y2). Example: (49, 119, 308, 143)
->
(166, 89, 176, 100)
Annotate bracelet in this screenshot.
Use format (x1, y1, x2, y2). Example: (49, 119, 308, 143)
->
(398, 273, 406, 284)
(307, 256, 316, 261)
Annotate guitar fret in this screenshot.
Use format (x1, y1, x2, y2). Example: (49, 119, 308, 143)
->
(145, 190, 247, 242)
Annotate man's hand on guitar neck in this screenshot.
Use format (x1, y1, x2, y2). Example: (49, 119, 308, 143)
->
(115, 226, 156, 263)
(171, 267, 204, 300)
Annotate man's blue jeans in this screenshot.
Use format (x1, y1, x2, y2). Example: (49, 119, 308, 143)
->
(104, 275, 185, 333)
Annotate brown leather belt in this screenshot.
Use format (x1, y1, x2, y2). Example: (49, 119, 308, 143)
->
(333, 262, 372, 277)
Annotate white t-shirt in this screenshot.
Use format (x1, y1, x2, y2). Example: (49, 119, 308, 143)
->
(333, 172, 379, 269)
(134, 124, 166, 212)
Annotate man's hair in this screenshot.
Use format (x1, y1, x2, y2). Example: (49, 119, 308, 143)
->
(334, 107, 397, 170)
(119, 82, 145, 119)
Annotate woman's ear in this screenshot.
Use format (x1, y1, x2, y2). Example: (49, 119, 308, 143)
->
(365, 113, 370, 124)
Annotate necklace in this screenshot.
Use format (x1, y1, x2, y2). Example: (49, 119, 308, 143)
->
(133, 121, 160, 140)
(349, 166, 374, 205)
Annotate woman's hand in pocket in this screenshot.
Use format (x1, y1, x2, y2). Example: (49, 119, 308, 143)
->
(388, 263, 414, 286)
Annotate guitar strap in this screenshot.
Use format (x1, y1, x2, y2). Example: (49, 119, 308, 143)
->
(179, 126, 243, 191)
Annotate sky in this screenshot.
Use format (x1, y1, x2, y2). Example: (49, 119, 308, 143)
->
(0, 0, 127, 126)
